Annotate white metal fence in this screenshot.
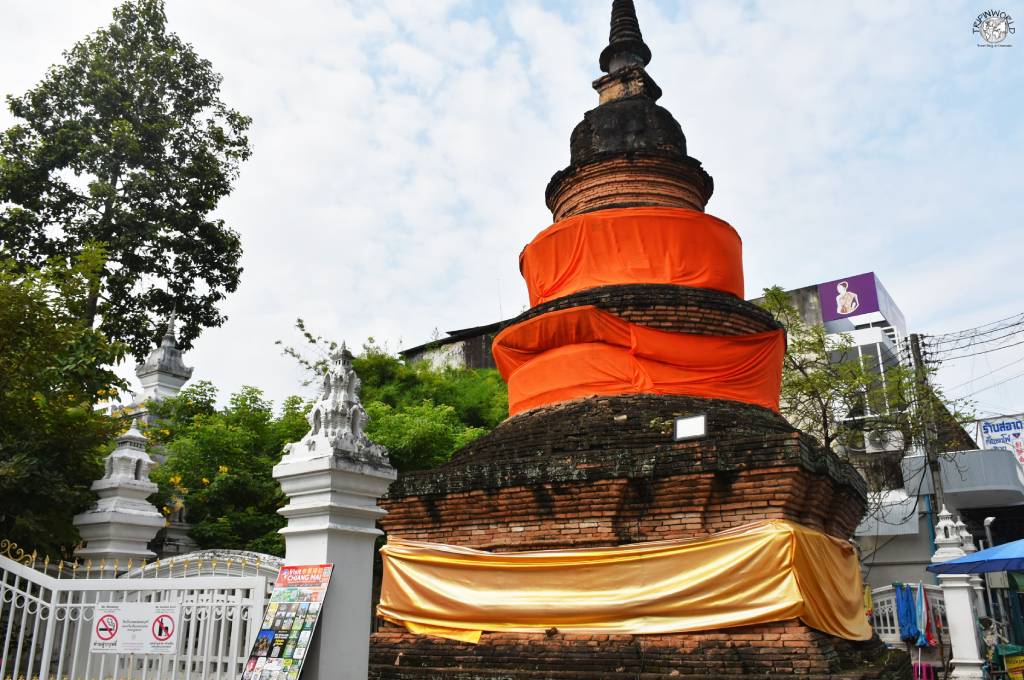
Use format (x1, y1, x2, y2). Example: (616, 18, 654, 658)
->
(0, 545, 274, 680)
(870, 584, 947, 646)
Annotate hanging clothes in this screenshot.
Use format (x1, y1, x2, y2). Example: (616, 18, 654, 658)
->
(915, 583, 937, 647)
(895, 583, 920, 643)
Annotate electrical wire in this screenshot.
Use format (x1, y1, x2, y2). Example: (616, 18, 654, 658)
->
(924, 311, 1024, 346)
(931, 337, 1024, 363)
(959, 368, 1024, 398)
(949, 354, 1024, 391)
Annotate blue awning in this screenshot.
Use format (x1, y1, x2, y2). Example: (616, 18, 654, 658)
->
(927, 538, 1024, 574)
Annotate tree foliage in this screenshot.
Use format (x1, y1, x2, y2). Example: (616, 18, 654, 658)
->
(147, 383, 308, 556)
(279, 319, 508, 472)
(0, 0, 252, 359)
(758, 286, 973, 490)
(0, 246, 126, 555)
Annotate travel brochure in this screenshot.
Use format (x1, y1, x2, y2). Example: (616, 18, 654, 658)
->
(242, 564, 333, 680)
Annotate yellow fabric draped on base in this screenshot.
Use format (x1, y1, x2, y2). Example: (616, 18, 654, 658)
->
(377, 520, 871, 643)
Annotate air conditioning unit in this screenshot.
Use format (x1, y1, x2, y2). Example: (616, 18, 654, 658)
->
(864, 429, 905, 454)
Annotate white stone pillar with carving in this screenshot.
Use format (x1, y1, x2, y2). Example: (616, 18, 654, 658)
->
(933, 506, 984, 679)
(273, 345, 396, 680)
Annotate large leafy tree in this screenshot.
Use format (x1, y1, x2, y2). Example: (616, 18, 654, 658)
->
(147, 383, 309, 556)
(0, 0, 251, 359)
(0, 247, 126, 555)
(758, 286, 972, 490)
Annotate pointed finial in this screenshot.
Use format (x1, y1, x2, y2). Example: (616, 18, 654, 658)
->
(330, 341, 354, 365)
(164, 305, 177, 341)
(599, 0, 652, 73)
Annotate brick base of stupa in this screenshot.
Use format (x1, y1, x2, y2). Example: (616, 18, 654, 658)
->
(369, 395, 906, 678)
(370, 622, 910, 679)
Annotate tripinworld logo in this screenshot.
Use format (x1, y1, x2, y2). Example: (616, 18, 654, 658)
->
(973, 9, 1015, 46)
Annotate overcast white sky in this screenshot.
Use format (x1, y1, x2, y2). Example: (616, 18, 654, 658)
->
(2, 0, 1022, 420)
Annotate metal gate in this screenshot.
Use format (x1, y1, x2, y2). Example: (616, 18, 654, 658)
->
(0, 543, 271, 680)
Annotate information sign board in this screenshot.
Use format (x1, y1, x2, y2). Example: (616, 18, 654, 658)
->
(242, 564, 333, 680)
(89, 602, 181, 654)
(975, 414, 1024, 466)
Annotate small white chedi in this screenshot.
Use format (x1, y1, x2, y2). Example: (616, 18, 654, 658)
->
(72, 419, 165, 564)
(281, 343, 390, 468)
(931, 505, 967, 564)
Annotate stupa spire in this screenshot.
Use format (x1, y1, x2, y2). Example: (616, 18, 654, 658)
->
(544, 0, 712, 220)
(599, 0, 652, 73)
(163, 305, 177, 342)
(135, 306, 193, 402)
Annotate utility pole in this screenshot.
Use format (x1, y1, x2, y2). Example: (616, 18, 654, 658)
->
(910, 333, 944, 510)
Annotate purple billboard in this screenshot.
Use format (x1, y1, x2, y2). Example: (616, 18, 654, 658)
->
(817, 272, 880, 323)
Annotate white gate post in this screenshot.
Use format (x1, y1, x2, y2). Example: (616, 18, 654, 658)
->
(933, 507, 984, 679)
(274, 346, 396, 680)
(957, 516, 988, 616)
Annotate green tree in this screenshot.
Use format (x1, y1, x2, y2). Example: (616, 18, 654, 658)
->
(758, 286, 972, 490)
(364, 401, 487, 472)
(279, 320, 508, 472)
(0, 0, 252, 360)
(148, 383, 309, 556)
(0, 246, 126, 555)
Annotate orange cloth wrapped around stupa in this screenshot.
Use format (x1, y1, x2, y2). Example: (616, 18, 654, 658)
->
(519, 207, 743, 306)
(493, 305, 784, 416)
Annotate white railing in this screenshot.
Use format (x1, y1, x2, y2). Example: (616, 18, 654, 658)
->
(870, 584, 946, 646)
(0, 549, 273, 680)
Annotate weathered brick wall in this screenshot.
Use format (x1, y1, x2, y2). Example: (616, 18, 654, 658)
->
(546, 155, 711, 221)
(511, 284, 779, 338)
(383, 465, 863, 550)
(386, 394, 865, 542)
(370, 622, 910, 679)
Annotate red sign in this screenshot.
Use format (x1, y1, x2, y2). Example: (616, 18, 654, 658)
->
(152, 614, 174, 641)
(275, 564, 333, 588)
(96, 614, 118, 641)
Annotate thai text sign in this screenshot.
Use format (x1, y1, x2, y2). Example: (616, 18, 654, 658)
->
(242, 564, 333, 680)
(90, 602, 181, 654)
(976, 415, 1024, 465)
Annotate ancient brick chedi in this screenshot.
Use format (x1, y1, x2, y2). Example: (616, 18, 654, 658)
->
(370, 2, 907, 678)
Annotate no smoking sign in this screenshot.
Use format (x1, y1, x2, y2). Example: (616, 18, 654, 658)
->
(90, 603, 181, 654)
(95, 614, 118, 641)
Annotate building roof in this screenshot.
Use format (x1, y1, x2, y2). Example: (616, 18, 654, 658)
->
(399, 321, 506, 359)
(135, 311, 193, 380)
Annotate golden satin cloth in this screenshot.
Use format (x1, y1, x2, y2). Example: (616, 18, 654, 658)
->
(492, 305, 785, 415)
(377, 520, 871, 644)
(519, 207, 745, 306)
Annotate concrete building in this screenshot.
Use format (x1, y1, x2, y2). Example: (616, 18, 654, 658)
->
(399, 322, 501, 370)
(771, 272, 1023, 590)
